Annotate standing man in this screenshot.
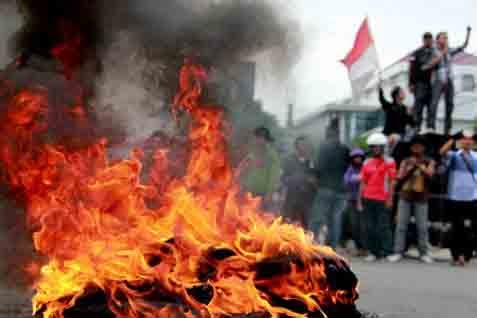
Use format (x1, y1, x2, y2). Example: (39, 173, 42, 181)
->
(409, 32, 434, 132)
(239, 127, 281, 210)
(282, 136, 318, 229)
(439, 131, 477, 266)
(313, 130, 349, 249)
(424, 27, 472, 134)
(388, 136, 435, 264)
(359, 133, 397, 261)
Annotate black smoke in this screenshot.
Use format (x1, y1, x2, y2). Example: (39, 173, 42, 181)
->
(4, 0, 301, 132)
(8, 0, 300, 71)
(11, 0, 101, 62)
(0, 0, 303, 289)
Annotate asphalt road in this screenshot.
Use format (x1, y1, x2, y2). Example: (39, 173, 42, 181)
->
(1, 258, 476, 318)
(350, 258, 477, 318)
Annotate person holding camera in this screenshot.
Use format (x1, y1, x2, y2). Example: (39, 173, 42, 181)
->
(440, 131, 477, 266)
(388, 136, 435, 264)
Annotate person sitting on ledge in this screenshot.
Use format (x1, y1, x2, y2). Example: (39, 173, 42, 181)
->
(378, 82, 415, 139)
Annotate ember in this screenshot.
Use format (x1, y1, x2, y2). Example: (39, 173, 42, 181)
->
(0, 3, 359, 318)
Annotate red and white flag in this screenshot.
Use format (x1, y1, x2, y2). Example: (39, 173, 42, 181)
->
(341, 18, 380, 99)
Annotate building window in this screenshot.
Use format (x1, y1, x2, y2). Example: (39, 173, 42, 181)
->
(462, 74, 475, 92)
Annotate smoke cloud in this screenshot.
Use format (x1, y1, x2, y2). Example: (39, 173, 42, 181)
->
(96, 0, 302, 137)
(3, 0, 302, 138)
(0, 1, 20, 66)
(0, 0, 303, 289)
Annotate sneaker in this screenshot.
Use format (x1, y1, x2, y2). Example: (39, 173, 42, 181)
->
(387, 254, 403, 263)
(364, 254, 377, 262)
(420, 255, 434, 264)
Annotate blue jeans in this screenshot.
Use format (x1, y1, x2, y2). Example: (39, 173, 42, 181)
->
(312, 188, 346, 248)
(430, 80, 454, 134)
(394, 199, 429, 256)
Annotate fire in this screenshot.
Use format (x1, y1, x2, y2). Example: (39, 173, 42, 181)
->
(51, 19, 84, 80)
(0, 56, 358, 318)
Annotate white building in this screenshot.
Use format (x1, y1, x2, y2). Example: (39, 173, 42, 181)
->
(292, 103, 382, 145)
(357, 51, 477, 131)
(294, 52, 477, 144)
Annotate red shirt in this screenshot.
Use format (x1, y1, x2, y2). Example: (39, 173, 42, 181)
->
(361, 157, 397, 202)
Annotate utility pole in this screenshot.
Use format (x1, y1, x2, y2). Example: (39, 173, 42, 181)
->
(286, 104, 294, 129)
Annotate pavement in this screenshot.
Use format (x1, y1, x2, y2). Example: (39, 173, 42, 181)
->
(0, 253, 476, 318)
(0, 285, 31, 318)
(350, 257, 477, 318)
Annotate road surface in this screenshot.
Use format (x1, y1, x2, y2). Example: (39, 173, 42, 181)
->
(351, 258, 477, 318)
(0, 258, 476, 318)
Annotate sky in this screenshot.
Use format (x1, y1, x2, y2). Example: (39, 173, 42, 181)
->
(256, 0, 477, 122)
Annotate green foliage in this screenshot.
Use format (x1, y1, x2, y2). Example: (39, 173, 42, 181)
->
(351, 134, 369, 151)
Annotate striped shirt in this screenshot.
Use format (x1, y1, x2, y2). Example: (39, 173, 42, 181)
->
(431, 46, 464, 83)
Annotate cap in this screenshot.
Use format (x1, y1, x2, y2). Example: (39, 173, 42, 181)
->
(462, 130, 474, 139)
(410, 135, 427, 147)
(367, 133, 388, 146)
(350, 148, 365, 158)
(254, 127, 274, 142)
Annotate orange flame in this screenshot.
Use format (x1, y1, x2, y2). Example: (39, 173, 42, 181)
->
(0, 60, 357, 318)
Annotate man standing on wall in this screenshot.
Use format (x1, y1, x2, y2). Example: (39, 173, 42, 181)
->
(423, 27, 472, 134)
(409, 32, 434, 132)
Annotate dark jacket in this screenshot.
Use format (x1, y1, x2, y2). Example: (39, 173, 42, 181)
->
(409, 47, 434, 86)
(379, 88, 414, 136)
(282, 155, 318, 195)
(315, 141, 349, 193)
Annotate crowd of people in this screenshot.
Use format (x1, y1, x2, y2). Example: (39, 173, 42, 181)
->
(239, 126, 477, 267)
(238, 27, 477, 267)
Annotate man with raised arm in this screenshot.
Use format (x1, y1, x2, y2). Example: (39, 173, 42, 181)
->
(423, 27, 472, 134)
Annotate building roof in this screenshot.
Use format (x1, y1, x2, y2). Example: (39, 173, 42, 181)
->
(294, 103, 379, 129)
(386, 50, 477, 70)
(295, 51, 477, 128)
(454, 52, 477, 65)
